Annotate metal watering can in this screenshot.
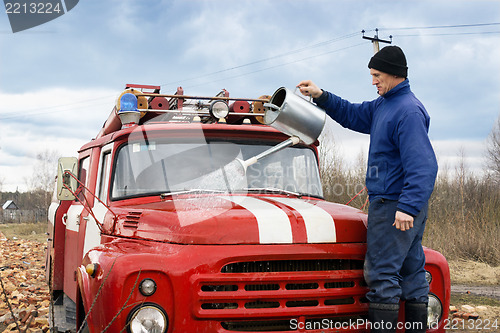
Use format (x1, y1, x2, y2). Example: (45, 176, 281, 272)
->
(197, 87, 328, 185)
(233, 86, 327, 174)
(263, 87, 326, 145)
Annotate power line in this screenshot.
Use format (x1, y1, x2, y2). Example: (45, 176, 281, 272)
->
(1, 31, 363, 120)
(0, 96, 110, 120)
(184, 42, 367, 90)
(1, 23, 498, 120)
(158, 31, 361, 89)
(0, 99, 110, 121)
(395, 31, 500, 37)
(379, 22, 500, 31)
(1, 40, 366, 120)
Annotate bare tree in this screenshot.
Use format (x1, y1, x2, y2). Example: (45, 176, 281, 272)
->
(25, 149, 59, 216)
(26, 150, 59, 192)
(486, 115, 500, 183)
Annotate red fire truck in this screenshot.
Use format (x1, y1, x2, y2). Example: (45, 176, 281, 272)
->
(46, 84, 450, 332)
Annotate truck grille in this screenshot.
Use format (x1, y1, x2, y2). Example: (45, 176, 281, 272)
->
(192, 259, 369, 332)
(221, 259, 363, 273)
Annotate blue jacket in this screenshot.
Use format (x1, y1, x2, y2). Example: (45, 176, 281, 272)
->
(315, 80, 438, 216)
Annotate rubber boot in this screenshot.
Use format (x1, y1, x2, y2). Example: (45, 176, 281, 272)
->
(404, 302, 427, 333)
(368, 303, 399, 333)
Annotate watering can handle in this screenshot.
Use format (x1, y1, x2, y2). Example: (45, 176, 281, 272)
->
(294, 87, 313, 103)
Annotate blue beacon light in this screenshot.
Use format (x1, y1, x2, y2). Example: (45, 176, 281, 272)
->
(118, 93, 141, 127)
(119, 93, 139, 112)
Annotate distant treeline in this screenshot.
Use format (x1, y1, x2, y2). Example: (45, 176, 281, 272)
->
(0, 190, 50, 223)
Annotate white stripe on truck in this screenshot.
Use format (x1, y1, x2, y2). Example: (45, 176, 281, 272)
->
(222, 196, 293, 244)
(269, 197, 336, 243)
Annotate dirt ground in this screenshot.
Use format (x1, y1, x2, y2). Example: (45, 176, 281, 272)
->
(449, 259, 500, 286)
(0, 236, 50, 332)
(447, 260, 500, 332)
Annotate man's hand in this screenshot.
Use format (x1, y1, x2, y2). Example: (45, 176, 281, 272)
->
(297, 80, 323, 99)
(393, 211, 414, 231)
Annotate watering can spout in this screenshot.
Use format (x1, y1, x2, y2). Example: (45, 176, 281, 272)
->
(234, 136, 300, 174)
(263, 103, 279, 111)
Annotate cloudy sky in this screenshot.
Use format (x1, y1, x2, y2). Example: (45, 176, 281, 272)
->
(0, 0, 499, 192)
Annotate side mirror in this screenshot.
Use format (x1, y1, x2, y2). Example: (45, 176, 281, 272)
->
(57, 157, 78, 201)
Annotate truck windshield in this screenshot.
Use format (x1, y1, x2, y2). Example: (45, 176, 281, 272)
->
(111, 140, 323, 200)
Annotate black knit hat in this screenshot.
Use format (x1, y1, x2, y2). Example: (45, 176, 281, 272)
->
(368, 46, 408, 78)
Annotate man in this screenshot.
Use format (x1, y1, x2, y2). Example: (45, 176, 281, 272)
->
(298, 46, 438, 333)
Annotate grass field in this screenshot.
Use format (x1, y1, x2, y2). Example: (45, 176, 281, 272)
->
(0, 222, 47, 243)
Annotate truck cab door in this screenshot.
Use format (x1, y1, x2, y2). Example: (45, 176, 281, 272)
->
(81, 145, 113, 255)
(46, 178, 72, 290)
(63, 154, 91, 301)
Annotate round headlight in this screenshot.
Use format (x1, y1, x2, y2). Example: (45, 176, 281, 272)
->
(139, 278, 157, 296)
(209, 100, 229, 119)
(129, 305, 168, 333)
(427, 294, 442, 329)
(425, 270, 432, 284)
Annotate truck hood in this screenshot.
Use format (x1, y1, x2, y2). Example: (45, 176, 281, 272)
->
(111, 195, 367, 244)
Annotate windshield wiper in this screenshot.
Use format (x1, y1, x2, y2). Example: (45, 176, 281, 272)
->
(241, 187, 303, 198)
(160, 189, 226, 198)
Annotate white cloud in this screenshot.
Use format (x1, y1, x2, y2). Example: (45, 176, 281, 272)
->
(0, 88, 117, 191)
(432, 139, 488, 175)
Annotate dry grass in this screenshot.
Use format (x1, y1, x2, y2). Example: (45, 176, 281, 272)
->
(424, 170, 500, 266)
(0, 222, 47, 243)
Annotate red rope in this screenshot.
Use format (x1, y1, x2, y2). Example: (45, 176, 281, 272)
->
(345, 186, 367, 206)
(62, 171, 118, 231)
(361, 196, 370, 210)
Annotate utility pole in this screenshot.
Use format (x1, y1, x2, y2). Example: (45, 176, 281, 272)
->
(362, 28, 392, 54)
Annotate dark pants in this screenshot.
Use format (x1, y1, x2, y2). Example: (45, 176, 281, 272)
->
(364, 198, 429, 304)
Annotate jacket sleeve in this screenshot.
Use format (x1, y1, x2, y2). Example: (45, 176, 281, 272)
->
(314, 91, 376, 134)
(395, 110, 438, 216)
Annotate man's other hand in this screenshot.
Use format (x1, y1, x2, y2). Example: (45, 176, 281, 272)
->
(393, 211, 414, 231)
